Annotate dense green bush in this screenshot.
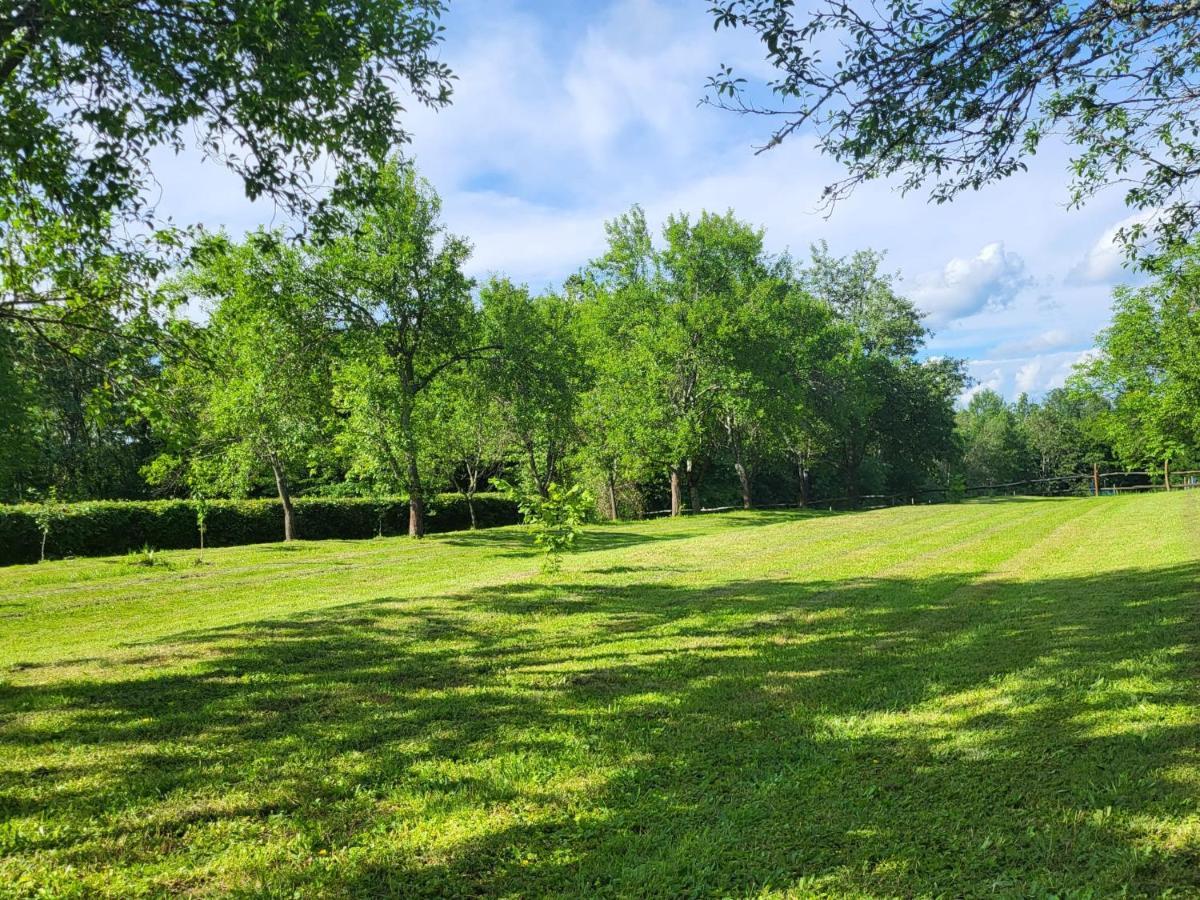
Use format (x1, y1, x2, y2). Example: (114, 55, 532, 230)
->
(0, 493, 517, 566)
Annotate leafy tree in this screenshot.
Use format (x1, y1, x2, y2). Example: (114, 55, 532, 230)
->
(316, 161, 486, 537)
(148, 233, 331, 541)
(424, 370, 509, 530)
(195, 495, 210, 559)
(709, 1, 1200, 255)
(497, 479, 593, 575)
(588, 207, 794, 514)
(574, 276, 662, 520)
(878, 357, 966, 496)
(587, 207, 691, 515)
(798, 244, 938, 500)
(1018, 388, 1112, 478)
(33, 487, 65, 562)
(479, 278, 585, 498)
(0, 313, 160, 502)
(1, 0, 453, 339)
(1073, 244, 1200, 471)
(956, 390, 1031, 487)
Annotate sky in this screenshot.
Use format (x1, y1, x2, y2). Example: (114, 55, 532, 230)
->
(150, 0, 1147, 402)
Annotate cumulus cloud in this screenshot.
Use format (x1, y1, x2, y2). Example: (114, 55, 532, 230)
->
(1067, 210, 1156, 285)
(961, 348, 1096, 404)
(910, 242, 1032, 327)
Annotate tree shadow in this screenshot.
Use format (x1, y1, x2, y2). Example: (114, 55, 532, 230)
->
(440, 510, 822, 559)
(2, 560, 1198, 895)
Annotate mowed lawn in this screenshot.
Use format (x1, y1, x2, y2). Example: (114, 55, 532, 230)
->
(1, 494, 1198, 897)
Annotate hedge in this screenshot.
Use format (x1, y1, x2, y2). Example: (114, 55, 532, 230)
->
(0, 493, 518, 566)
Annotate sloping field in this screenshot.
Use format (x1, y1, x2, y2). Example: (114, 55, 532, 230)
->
(1, 493, 1198, 896)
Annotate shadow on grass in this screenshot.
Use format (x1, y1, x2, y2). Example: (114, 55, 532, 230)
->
(1, 560, 1198, 895)
(438, 509, 825, 559)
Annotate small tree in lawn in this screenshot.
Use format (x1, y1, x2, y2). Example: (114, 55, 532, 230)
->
(194, 493, 210, 561)
(33, 487, 64, 562)
(496, 479, 592, 575)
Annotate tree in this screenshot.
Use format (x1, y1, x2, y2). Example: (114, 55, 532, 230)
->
(478, 278, 585, 498)
(1, 0, 453, 338)
(0, 311, 160, 502)
(708, 1, 1200, 256)
(798, 244, 936, 500)
(317, 161, 485, 537)
(148, 232, 331, 541)
(424, 369, 508, 530)
(1073, 244, 1200, 471)
(1018, 388, 1112, 478)
(587, 206, 692, 515)
(956, 390, 1031, 487)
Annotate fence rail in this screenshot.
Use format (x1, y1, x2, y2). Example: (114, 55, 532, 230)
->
(643, 468, 1200, 518)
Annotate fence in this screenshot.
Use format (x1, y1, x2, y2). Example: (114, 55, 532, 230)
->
(644, 468, 1200, 518)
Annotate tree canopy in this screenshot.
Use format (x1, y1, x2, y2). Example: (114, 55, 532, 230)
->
(1, 0, 453, 338)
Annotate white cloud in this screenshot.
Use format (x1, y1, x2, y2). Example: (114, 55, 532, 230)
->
(1067, 210, 1156, 285)
(909, 242, 1032, 326)
(992, 328, 1073, 356)
(962, 348, 1096, 403)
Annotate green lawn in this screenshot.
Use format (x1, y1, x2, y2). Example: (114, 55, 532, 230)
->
(1, 493, 1198, 897)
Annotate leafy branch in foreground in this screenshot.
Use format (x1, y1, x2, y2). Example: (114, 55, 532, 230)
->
(708, 0, 1200, 259)
(1, 0, 454, 342)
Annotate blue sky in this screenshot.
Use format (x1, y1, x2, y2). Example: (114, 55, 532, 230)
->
(152, 0, 1147, 401)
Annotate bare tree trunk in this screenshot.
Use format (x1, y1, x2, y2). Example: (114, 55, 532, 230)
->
(397, 379, 425, 538)
(735, 461, 753, 509)
(669, 465, 684, 517)
(467, 495, 477, 529)
(686, 457, 702, 513)
(405, 447, 425, 537)
(796, 457, 810, 508)
(606, 472, 619, 521)
(270, 456, 297, 541)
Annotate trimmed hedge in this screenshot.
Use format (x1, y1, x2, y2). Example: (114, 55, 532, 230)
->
(0, 493, 517, 566)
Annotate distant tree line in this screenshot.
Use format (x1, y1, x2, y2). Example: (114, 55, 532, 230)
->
(956, 241, 1200, 489)
(1, 161, 1196, 537)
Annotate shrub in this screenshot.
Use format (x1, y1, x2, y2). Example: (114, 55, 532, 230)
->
(497, 480, 593, 574)
(0, 493, 518, 566)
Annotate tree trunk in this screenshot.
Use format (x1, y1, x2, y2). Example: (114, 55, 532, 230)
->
(467, 494, 477, 529)
(397, 378, 425, 538)
(669, 465, 684, 516)
(526, 443, 550, 498)
(405, 437, 425, 538)
(796, 458, 810, 508)
(686, 457, 702, 513)
(734, 460, 753, 509)
(606, 472, 619, 521)
(270, 457, 297, 541)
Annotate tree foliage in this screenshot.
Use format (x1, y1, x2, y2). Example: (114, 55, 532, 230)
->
(1072, 240, 1200, 469)
(316, 160, 484, 537)
(709, 0, 1200, 256)
(146, 232, 331, 540)
(1, 0, 453, 348)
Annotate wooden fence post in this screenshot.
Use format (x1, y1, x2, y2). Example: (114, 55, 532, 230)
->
(1093, 463, 1100, 497)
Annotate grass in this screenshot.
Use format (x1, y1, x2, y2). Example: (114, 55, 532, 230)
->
(1, 492, 1198, 897)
